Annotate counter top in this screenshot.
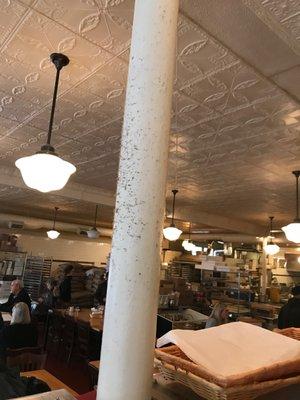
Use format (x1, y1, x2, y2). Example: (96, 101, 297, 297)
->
(20, 371, 78, 397)
(56, 308, 104, 332)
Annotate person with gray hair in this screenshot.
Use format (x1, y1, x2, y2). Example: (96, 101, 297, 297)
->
(11, 302, 31, 324)
(0, 302, 37, 358)
(205, 302, 229, 329)
(0, 279, 31, 313)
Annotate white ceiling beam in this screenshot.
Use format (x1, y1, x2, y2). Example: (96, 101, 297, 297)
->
(0, 165, 116, 207)
(0, 165, 262, 235)
(175, 208, 263, 236)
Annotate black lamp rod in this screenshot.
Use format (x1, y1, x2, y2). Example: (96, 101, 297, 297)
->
(94, 205, 99, 227)
(171, 189, 178, 225)
(47, 53, 69, 146)
(53, 207, 59, 230)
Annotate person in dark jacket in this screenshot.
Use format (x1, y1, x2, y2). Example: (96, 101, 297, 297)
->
(278, 285, 300, 329)
(95, 272, 108, 306)
(32, 278, 57, 320)
(0, 302, 38, 358)
(0, 280, 31, 314)
(59, 264, 73, 304)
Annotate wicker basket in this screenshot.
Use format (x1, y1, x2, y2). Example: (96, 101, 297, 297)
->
(274, 327, 300, 341)
(154, 345, 300, 400)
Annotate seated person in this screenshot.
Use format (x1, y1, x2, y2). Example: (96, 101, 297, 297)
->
(0, 280, 31, 313)
(0, 302, 38, 357)
(32, 278, 57, 319)
(278, 285, 300, 329)
(205, 302, 228, 328)
(95, 272, 108, 306)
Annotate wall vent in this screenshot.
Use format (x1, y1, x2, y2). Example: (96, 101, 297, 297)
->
(8, 221, 24, 229)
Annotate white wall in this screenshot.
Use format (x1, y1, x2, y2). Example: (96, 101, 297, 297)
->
(17, 233, 111, 266)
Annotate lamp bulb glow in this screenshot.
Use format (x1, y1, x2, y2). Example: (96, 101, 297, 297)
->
(163, 226, 182, 241)
(264, 243, 280, 255)
(87, 227, 100, 239)
(47, 230, 60, 240)
(15, 152, 76, 193)
(282, 222, 300, 244)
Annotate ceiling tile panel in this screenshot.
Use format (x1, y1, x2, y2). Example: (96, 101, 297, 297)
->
(243, 0, 300, 56)
(180, 0, 300, 76)
(32, 0, 134, 56)
(176, 14, 239, 90)
(0, 0, 299, 232)
(0, 0, 29, 47)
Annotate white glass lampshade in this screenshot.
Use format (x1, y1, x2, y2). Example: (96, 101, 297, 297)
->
(163, 226, 182, 241)
(191, 245, 203, 255)
(264, 243, 280, 256)
(189, 243, 196, 251)
(182, 239, 194, 251)
(47, 230, 60, 239)
(15, 153, 76, 193)
(87, 227, 100, 239)
(182, 239, 189, 250)
(282, 222, 300, 243)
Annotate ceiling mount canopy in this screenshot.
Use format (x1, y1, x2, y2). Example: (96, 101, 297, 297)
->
(163, 189, 182, 241)
(47, 206, 60, 239)
(282, 170, 300, 244)
(15, 53, 76, 193)
(264, 216, 280, 255)
(87, 204, 100, 239)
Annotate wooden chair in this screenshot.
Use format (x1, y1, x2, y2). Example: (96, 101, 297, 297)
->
(6, 346, 47, 372)
(76, 320, 91, 360)
(61, 315, 76, 363)
(31, 315, 47, 347)
(45, 310, 65, 353)
(87, 361, 100, 390)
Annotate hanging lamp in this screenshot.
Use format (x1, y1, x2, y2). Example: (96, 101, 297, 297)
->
(264, 216, 280, 255)
(163, 189, 182, 241)
(15, 53, 76, 193)
(87, 205, 100, 239)
(282, 170, 300, 243)
(47, 207, 60, 239)
(182, 222, 195, 251)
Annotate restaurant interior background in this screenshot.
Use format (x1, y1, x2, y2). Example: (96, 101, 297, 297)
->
(0, 0, 299, 398)
(0, 0, 299, 291)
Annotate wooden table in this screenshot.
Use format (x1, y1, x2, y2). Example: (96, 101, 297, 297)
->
(88, 360, 100, 370)
(13, 389, 76, 400)
(2, 312, 12, 322)
(57, 309, 104, 332)
(21, 369, 79, 397)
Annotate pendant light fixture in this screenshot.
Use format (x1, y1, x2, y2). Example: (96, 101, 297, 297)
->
(47, 207, 60, 239)
(282, 171, 300, 243)
(182, 222, 195, 251)
(264, 216, 280, 255)
(87, 205, 100, 239)
(15, 53, 76, 193)
(191, 245, 203, 256)
(163, 189, 182, 241)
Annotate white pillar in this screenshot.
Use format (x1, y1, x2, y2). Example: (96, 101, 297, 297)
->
(97, 1, 179, 399)
(261, 237, 268, 298)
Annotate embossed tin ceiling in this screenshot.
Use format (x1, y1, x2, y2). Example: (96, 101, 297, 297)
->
(0, 0, 299, 234)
